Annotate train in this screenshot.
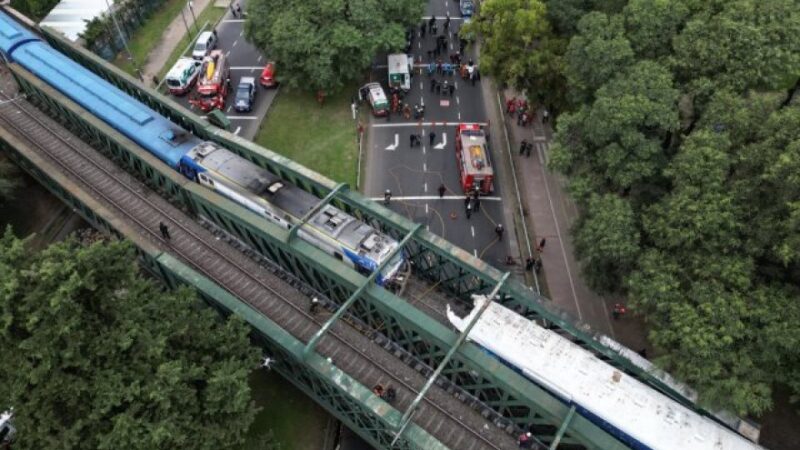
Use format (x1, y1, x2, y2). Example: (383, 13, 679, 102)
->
(447, 296, 766, 450)
(0, 11, 404, 286)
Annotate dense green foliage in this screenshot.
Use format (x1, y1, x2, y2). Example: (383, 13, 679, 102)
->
(245, 0, 425, 93)
(0, 232, 261, 449)
(545, 0, 800, 415)
(10, 0, 58, 21)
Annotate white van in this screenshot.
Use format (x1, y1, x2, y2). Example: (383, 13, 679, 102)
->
(165, 57, 202, 95)
(388, 53, 413, 92)
(192, 31, 217, 60)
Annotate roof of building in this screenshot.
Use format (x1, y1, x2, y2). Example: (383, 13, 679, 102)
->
(39, 0, 113, 42)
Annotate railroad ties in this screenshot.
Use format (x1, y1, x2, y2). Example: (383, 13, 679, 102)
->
(0, 78, 517, 450)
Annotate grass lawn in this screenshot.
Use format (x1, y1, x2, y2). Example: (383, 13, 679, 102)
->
(254, 87, 360, 187)
(113, 0, 188, 76)
(112, 0, 226, 80)
(241, 370, 331, 450)
(155, 5, 227, 82)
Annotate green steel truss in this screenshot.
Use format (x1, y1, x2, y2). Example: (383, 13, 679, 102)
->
(11, 64, 622, 449)
(35, 27, 705, 423)
(0, 92, 443, 450)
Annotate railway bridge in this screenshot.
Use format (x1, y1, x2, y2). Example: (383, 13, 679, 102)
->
(0, 15, 746, 450)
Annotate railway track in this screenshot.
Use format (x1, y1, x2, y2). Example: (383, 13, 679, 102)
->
(0, 84, 517, 450)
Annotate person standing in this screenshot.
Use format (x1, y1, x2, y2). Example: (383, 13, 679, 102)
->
(612, 303, 627, 320)
(159, 222, 171, 240)
(444, 13, 451, 30)
(409, 133, 416, 148)
(438, 183, 446, 198)
(428, 16, 435, 33)
(542, 108, 550, 124)
(525, 257, 534, 272)
(465, 200, 473, 219)
(429, 131, 436, 146)
(472, 191, 480, 212)
(420, 22, 426, 38)
(310, 297, 320, 314)
(384, 189, 392, 205)
(430, 78, 437, 93)
(495, 224, 504, 241)
(537, 237, 546, 251)
(519, 139, 528, 155)
(229, 2, 237, 17)
(235, 2, 242, 17)
(534, 258, 542, 274)
(525, 142, 533, 158)
(518, 432, 533, 449)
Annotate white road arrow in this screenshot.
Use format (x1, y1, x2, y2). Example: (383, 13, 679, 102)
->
(385, 133, 399, 151)
(434, 132, 447, 150)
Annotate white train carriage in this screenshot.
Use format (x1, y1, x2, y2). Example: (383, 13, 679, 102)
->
(447, 297, 765, 450)
(182, 142, 404, 285)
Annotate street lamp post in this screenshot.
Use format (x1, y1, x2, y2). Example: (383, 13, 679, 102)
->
(179, 7, 191, 37)
(187, 1, 199, 34)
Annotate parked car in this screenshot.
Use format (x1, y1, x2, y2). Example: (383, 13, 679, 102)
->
(259, 62, 278, 88)
(234, 77, 256, 112)
(192, 31, 217, 60)
(164, 57, 202, 95)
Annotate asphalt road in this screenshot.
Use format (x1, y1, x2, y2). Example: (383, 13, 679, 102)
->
(363, 5, 512, 267)
(166, 0, 277, 140)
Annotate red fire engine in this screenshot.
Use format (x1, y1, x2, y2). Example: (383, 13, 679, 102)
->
(455, 123, 494, 194)
(189, 49, 230, 112)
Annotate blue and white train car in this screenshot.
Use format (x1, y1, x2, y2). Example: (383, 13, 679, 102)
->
(0, 11, 403, 285)
(447, 297, 766, 450)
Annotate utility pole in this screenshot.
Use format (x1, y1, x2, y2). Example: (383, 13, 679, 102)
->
(179, 7, 191, 37)
(187, 1, 199, 34)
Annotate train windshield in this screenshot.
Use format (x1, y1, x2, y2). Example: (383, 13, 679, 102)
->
(381, 252, 404, 280)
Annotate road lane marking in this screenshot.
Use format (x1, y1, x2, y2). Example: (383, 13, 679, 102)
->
(385, 133, 399, 150)
(425, 203, 429, 214)
(230, 66, 264, 70)
(257, 55, 262, 62)
(227, 105, 232, 112)
(232, 40, 238, 47)
(471, 226, 475, 238)
(240, 30, 244, 36)
(371, 122, 487, 128)
(227, 116, 260, 120)
(225, 51, 230, 57)
(457, 111, 461, 120)
(222, 19, 245, 23)
(424, 182, 428, 192)
(423, 162, 427, 171)
(234, 126, 242, 135)
(368, 195, 502, 202)
(456, 96, 460, 105)
(473, 249, 478, 257)
(434, 132, 447, 149)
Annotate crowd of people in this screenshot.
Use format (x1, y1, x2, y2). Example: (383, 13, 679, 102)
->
(506, 97, 549, 128)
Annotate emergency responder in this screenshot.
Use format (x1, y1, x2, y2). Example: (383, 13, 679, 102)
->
(384, 189, 392, 205)
(495, 224, 505, 241)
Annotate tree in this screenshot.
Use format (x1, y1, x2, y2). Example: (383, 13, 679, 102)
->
(0, 231, 261, 450)
(550, 0, 800, 416)
(462, 0, 549, 87)
(10, 0, 59, 21)
(564, 12, 634, 101)
(244, 0, 425, 93)
(573, 194, 640, 293)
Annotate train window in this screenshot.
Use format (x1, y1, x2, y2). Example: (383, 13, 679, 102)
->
(334, 252, 343, 261)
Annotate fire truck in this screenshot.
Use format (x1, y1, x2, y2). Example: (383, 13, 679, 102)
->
(455, 123, 494, 194)
(190, 49, 230, 112)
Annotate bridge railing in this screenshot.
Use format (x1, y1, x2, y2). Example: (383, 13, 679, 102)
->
(10, 63, 627, 449)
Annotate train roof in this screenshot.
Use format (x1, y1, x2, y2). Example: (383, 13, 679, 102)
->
(448, 297, 765, 450)
(0, 12, 39, 57)
(8, 38, 199, 168)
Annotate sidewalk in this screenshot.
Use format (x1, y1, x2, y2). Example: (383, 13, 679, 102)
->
(500, 90, 622, 339)
(139, 0, 216, 87)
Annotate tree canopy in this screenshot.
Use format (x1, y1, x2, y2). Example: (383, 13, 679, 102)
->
(244, 0, 425, 93)
(0, 231, 262, 449)
(546, 0, 800, 415)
